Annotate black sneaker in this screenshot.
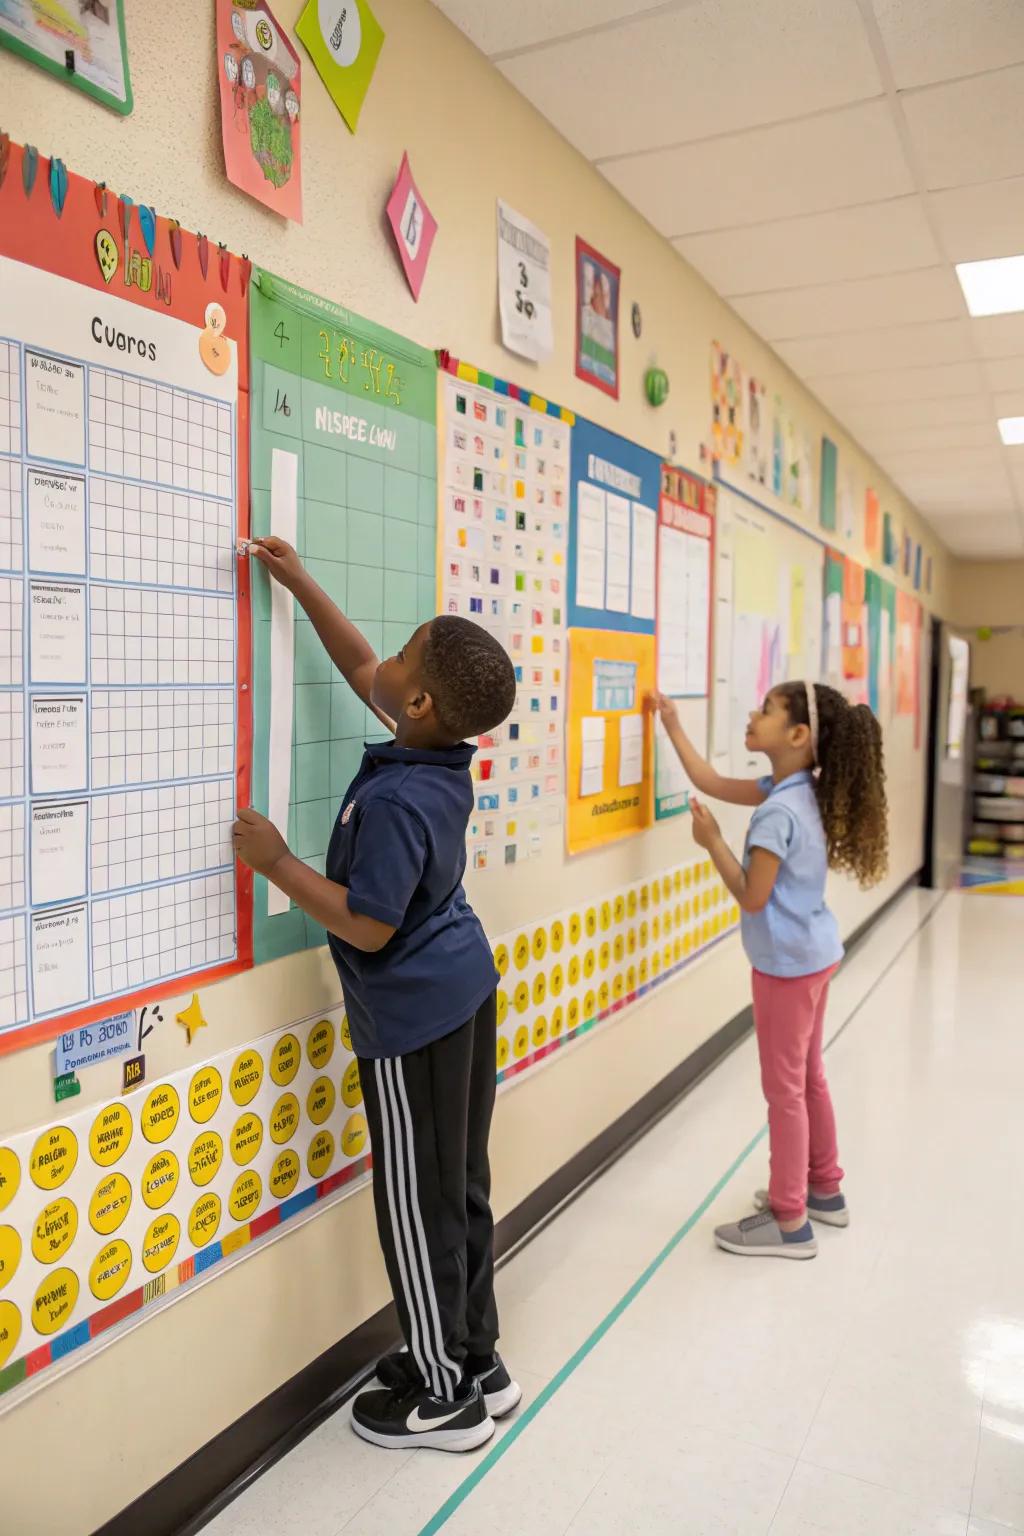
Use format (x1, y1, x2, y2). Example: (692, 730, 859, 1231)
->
(351, 1378, 494, 1453)
(374, 1346, 420, 1393)
(470, 1354, 522, 1420)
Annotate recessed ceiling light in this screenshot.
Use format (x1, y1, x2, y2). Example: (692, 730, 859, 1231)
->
(998, 416, 1024, 445)
(956, 255, 1024, 317)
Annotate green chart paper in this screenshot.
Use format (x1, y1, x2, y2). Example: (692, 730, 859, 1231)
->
(249, 269, 438, 962)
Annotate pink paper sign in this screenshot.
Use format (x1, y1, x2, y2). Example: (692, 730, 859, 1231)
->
(386, 153, 437, 301)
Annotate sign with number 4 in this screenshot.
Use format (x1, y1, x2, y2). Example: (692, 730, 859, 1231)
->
(497, 200, 553, 363)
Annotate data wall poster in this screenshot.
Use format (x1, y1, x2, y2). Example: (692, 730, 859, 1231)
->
(249, 270, 437, 962)
(655, 467, 714, 821)
(0, 141, 252, 1055)
(567, 416, 661, 635)
(438, 356, 572, 870)
(566, 627, 655, 855)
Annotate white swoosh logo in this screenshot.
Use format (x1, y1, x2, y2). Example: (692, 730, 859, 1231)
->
(406, 1404, 465, 1433)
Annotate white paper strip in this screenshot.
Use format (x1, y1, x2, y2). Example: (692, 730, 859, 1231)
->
(268, 449, 298, 917)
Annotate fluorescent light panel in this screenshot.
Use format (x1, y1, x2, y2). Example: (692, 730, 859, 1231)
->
(956, 255, 1024, 317)
(998, 416, 1024, 445)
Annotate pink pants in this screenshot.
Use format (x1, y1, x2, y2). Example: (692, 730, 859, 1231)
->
(753, 965, 844, 1222)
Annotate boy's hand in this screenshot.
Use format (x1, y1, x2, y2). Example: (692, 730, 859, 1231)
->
(250, 536, 306, 593)
(689, 796, 720, 850)
(232, 808, 290, 878)
(646, 691, 679, 727)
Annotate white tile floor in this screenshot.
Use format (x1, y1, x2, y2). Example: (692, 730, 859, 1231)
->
(204, 891, 1024, 1536)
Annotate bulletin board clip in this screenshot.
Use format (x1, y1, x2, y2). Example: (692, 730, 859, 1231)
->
(139, 205, 156, 257)
(22, 144, 38, 199)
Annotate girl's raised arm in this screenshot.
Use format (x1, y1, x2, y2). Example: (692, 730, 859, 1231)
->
(648, 693, 768, 808)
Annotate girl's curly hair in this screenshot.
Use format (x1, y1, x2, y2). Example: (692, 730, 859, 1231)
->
(774, 682, 889, 889)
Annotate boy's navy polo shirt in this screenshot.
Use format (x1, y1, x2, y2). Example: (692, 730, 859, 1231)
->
(325, 740, 497, 1060)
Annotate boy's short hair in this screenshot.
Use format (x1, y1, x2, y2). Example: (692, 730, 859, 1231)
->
(423, 615, 516, 741)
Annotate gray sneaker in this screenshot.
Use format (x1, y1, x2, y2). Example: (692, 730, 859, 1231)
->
(715, 1210, 818, 1260)
(753, 1189, 849, 1228)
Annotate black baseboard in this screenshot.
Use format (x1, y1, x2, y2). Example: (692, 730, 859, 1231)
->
(93, 872, 918, 1536)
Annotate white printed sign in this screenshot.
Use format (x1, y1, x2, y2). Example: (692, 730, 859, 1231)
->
(497, 201, 553, 363)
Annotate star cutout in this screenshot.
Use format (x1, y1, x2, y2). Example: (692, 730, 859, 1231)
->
(176, 993, 207, 1045)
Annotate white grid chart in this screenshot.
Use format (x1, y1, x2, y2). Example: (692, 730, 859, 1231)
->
(0, 803, 25, 912)
(87, 371, 232, 499)
(0, 458, 22, 573)
(91, 687, 235, 788)
(91, 872, 235, 1000)
(89, 479, 233, 592)
(0, 340, 20, 458)
(90, 586, 234, 686)
(0, 692, 24, 800)
(0, 912, 27, 1030)
(0, 576, 22, 688)
(91, 780, 234, 894)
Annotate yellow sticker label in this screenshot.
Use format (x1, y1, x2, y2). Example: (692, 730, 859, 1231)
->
(640, 885, 650, 910)
(613, 934, 625, 963)
(189, 1193, 222, 1249)
(341, 1113, 367, 1159)
(89, 1103, 132, 1168)
(188, 1131, 223, 1188)
(627, 928, 637, 955)
(550, 1005, 564, 1038)
(531, 927, 547, 962)
(89, 1240, 132, 1302)
(584, 988, 596, 1019)
(188, 1066, 222, 1125)
(32, 1266, 79, 1335)
(340, 1015, 352, 1052)
(568, 913, 581, 944)
(583, 949, 596, 979)
(228, 1171, 262, 1224)
(142, 1214, 180, 1274)
(612, 974, 625, 1002)
(512, 933, 530, 970)
(532, 1016, 548, 1049)
(0, 1299, 21, 1367)
(599, 941, 610, 971)
(513, 980, 530, 1014)
(567, 997, 580, 1029)
(306, 1075, 336, 1127)
(493, 943, 509, 977)
(90, 1172, 132, 1236)
(550, 963, 564, 997)
(141, 1151, 180, 1211)
(269, 1150, 300, 1200)
(496, 990, 508, 1026)
(0, 1226, 21, 1292)
(568, 955, 581, 986)
(532, 972, 546, 1006)
(599, 901, 611, 932)
(513, 1025, 529, 1060)
(496, 1036, 510, 1070)
(140, 1084, 180, 1145)
(30, 1126, 78, 1191)
(550, 919, 564, 953)
(230, 1049, 264, 1106)
(341, 1060, 362, 1108)
(627, 890, 637, 917)
(585, 907, 597, 937)
(306, 1021, 334, 1071)
(31, 1197, 78, 1265)
(230, 1113, 263, 1167)
(598, 981, 610, 1011)
(307, 1130, 335, 1180)
(270, 1032, 301, 1087)
(269, 1092, 299, 1146)
(613, 894, 625, 923)
(0, 1148, 19, 1212)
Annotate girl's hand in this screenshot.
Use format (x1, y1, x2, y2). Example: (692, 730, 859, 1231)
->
(232, 808, 290, 877)
(250, 536, 306, 593)
(689, 796, 721, 850)
(647, 691, 679, 727)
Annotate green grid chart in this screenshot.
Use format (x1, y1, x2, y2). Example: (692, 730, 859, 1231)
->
(249, 269, 439, 962)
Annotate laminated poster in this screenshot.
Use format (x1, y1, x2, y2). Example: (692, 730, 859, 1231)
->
(0, 0, 131, 114)
(654, 467, 714, 821)
(497, 202, 553, 364)
(575, 239, 619, 400)
(296, 0, 384, 133)
(217, 0, 303, 222)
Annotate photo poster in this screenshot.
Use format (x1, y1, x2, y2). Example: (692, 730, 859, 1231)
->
(0, 0, 131, 114)
(566, 627, 655, 855)
(0, 140, 252, 1055)
(217, 0, 302, 223)
(248, 270, 437, 962)
(709, 343, 743, 469)
(497, 202, 553, 364)
(0, 1004, 372, 1406)
(819, 436, 838, 532)
(655, 467, 714, 820)
(437, 355, 572, 869)
(575, 239, 620, 400)
(567, 416, 660, 635)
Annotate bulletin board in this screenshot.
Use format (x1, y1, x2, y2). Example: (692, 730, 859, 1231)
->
(567, 416, 660, 634)
(566, 626, 656, 854)
(437, 354, 572, 871)
(248, 271, 437, 963)
(0, 140, 252, 1055)
(654, 467, 714, 821)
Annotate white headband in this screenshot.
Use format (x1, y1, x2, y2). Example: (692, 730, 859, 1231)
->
(804, 681, 819, 765)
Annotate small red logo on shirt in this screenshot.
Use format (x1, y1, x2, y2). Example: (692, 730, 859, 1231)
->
(341, 801, 355, 825)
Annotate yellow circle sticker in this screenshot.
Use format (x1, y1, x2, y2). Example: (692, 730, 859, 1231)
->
(0, 1148, 20, 1212)
(674, 870, 683, 893)
(613, 934, 625, 963)
(496, 990, 509, 1026)
(551, 1005, 564, 1039)
(653, 916, 661, 941)
(513, 981, 529, 1014)
(599, 941, 610, 971)
(640, 957, 650, 983)
(584, 989, 596, 1019)
(189, 1193, 222, 1249)
(640, 921, 649, 948)
(32, 1266, 79, 1335)
(270, 1092, 300, 1146)
(662, 876, 672, 900)
(496, 1036, 510, 1070)
(627, 928, 637, 956)
(229, 1171, 262, 1224)
(188, 1067, 222, 1125)
(270, 1032, 301, 1086)
(307, 1131, 335, 1180)
(0, 1300, 21, 1367)
(550, 920, 564, 953)
(612, 975, 625, 1002)
(627, 964, 637, 991)
(513, 1025, 529, 1060)
(89, 1240, 131, 1302)
(140, 1084, 180, 1145)
(627, 890, 638, 917)
(269, 1150, 300, 1200)
(585, 908, 597, 937)
(599, 901, 611, 932)
(341, 1060, 362, 1108)
(640, 885, 650, 910)
(598, 981, 610, 1011)
(0, 1226, 21, 1292)
(306, 1022, 334, 1071)
(568, 955, 581, 986)
(307, 1075, 336, 1127)
(583, 949, 596, 979)
(568, 913, 581, 944)
(90, 1172, 132, 1236)
(550, 963, 564, 997)
(532, 973, 546, 1007)
(532, 1016, 548, 1049)
(141, 1151, 180, 1211)
(493, 943, 509, 977)
(30, 1126, 78, 1191)
(531, 928, 547, 962)
(652, 952, 662, 977)
(652, 882, 662, 907)
(230, 1049, 264, 1106)
(89, 1104, 132, 1168)
(614, 894, 625, 923)
(342, 1113, 367, 1159)
(188, 1131, 223, 1188)
(684, 865, 693, 887)
(231, 1113, 263, 1167)
(31, 1197, 78, 1266)
(142, 1214, 180, 1274)
(512, 933, 530, 970)
(567, 997, 580, 1029)
(340, 1015, 352, 1052)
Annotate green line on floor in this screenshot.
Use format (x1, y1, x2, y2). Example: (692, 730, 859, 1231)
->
(416, 1123, 768, 1536)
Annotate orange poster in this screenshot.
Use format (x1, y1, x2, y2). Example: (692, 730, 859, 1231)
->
(567, 630, 656, 855)
(865, 488, 880, 558)
(841, 557, 867, 696)
(217, 0, 302, 222)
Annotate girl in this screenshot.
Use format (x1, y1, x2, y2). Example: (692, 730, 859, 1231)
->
(655, 682, 888, 1260)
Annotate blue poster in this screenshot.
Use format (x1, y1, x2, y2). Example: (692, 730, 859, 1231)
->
(568, 417, 661, 634)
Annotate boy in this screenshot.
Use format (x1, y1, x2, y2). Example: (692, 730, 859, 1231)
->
(232, 536, 520, 1454)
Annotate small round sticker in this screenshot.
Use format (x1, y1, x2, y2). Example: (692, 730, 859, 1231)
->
(341, 1113, 367, 1159)
(189, 1194, 222, 1249)
(90, 1172, 132, 1236)
(140, 1085, 180, 1145)
(307, 1075, 336, 1127)
(341, 1060, 362, 1108)
(0, 1148, 20, 1212)
(306, 1021, 334, 1071)
(228, 1171, 262, 1224)
(307, 1131, 335, 1180)
(141, 1151, 180, 1211)
(270, 1033, 301, 1087)
(269, 1151, 300, 1201)
(269, 1092, 299, 1146)
(89, 1104, 132, 1167)
(231, 1113, 263, 1167)
(31, 1197, 78, 1265)
(188, 1067, 223, 1125)
(142, 1214, 180, 1274)
(32, 1266, 79, 1335)
(89, 1240, 132, 1302)
(0, 1300, 21, 1368)
(188, 1131, 223, 1188)
(30, 1126, 78, 1191)
(0, 1226, 22, 1292)
(230, 1050, 264, 1107)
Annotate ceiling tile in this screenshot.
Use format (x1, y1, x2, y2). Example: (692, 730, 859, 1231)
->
(774, 320, 975, 380)
(837, 394, 993, 435)
(854, 422, 1001, 454)
(874, 445, 1007, 479)
(901, 66, 1024, 189)
(971, 314, 1024, 359)
(600, 102, 911, 238)
(675, 198, 939, 294)
(983, 357, 1024, 393)
(929, 177, 1024, 264)
(992, 390, 1024, 421)
(498, 0, 882, 160)
(732, 267, 963, 341)
(809, 361, 986, 407)
(428, 0, 661, 56)
(870, 0, 1024, 89)
(918, 512, 1023, 557)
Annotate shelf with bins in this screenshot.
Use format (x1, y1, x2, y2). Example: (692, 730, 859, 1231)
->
(968, 705, 1024, 860)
